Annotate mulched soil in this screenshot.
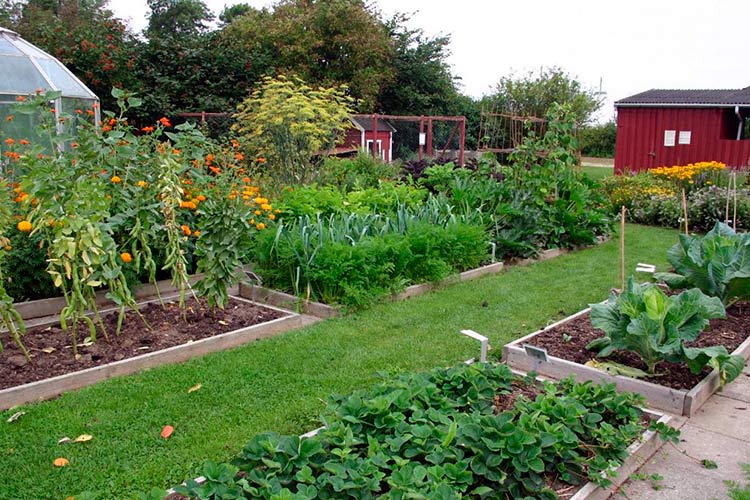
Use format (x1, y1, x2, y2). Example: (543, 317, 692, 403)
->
(525, 301, 750, 390)
(0, 297, 284, 390)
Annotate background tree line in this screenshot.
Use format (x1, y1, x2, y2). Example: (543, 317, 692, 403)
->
(0, 0, 612, 154)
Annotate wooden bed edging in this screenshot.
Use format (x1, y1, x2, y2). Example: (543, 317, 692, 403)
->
(502, 307, 750, 416)
(0, 297, 319, 411)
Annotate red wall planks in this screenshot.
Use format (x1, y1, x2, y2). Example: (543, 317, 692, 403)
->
(615, 107, 750, 173)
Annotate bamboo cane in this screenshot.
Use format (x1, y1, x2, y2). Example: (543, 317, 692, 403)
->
(681, 189, 689, 235)
(620, 206, 626, 292)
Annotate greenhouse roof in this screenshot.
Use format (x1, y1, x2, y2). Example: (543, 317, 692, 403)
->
(0, 27, 97, 99)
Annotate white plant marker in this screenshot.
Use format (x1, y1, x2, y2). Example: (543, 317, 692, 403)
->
(460, 329, 488, 363)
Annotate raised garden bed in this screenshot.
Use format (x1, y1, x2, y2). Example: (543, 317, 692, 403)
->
(162, 363, 676, 500)
(0, 293, 315, 410)
(503, 302, 750, 416)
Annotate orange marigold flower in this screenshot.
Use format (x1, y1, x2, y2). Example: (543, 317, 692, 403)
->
(242, 177, 251, 184)
(86, 109, 94, 117)
(181, 224, 191, 236)
(102, 125, 112, 133)
(256, 222, 266, 230)
(196, 194, 206, 201)
(205, 153, 215, 164)
(209, 166, 221, 174)
(193, 230, 201, 237)
(137, 180, 148, 187)
(5, 115, 13, 122)
(19, 139, 29, 145)
(4, 138, 14, 145)
(159, 117, 171, 127)
(70, 142, 78, 148)
(249, 218, 255, 224)
(256, 157, 266, 163)
(15, 96, 25, 102)
(172, 149, 181, 155)
(120, 252, 132, 263)
(269, 214, 276, 220)
(141, 126, 154, 133)
(17, 220, 32, 232)
(234, 152, 244, 161)
(75, 109, 83, 114)
(111, 175, 122, 183)
(108, 118, 117, 126)
(261, 203, 272, 211)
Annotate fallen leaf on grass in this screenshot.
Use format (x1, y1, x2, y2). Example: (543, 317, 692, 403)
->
(74, 434, 93, 443)
(6, 411, 25, 423)
(58, 437, 71, 444)
(160, 425, 174, 439)
(53, 457, 69, 467)
(41, 347, 55, 354)
(187, 384, 202, 393)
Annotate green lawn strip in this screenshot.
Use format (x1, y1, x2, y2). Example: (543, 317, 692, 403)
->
(0, 224, 677, 500)
(580, 165, 614, 181)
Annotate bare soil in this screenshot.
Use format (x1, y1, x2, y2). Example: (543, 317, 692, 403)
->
(0, 297, 284, 390)
(526, 301, 750, 390)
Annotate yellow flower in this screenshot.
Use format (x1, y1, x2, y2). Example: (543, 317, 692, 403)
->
(17, 220, 32, 232)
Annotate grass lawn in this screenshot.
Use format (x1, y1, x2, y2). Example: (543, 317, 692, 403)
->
(0, 224, 678, 500)
(580, 165, 614, 181)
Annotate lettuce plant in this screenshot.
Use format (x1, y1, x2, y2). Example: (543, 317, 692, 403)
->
(587, 278, 745, 385)
(655, 222, 750, 305)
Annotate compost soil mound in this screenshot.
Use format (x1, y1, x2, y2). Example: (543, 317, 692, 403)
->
(527, 301, 750, 390)
(0, 297, 283, 390)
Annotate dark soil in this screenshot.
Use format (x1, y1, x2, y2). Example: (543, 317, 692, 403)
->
(527, 301, 750, 390)
(0, 297, 284, 390)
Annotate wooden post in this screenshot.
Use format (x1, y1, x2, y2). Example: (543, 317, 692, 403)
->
(620, 206, 626, 292)
(372, 115, 379, 159)
(681, 188, 689, 235)
(419, 117, 425, 161)
(733, 171, 738, 230)
(426, 117, 433, 157)
(458, 117, 466, 166)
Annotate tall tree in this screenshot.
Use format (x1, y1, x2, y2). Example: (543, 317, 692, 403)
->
(378, 14, 461, 116)
(490, 66, 603, 126)
(145, 0, 212, 39)
(222, 0, 394, 111)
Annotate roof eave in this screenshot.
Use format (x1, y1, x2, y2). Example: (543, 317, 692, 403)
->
(615, 102, 750, 108)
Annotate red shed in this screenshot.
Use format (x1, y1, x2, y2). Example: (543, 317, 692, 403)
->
(340, 114, 396, 162)
(614, 87, 750, 173)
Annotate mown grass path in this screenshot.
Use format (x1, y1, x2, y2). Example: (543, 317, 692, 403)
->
(0, 224, 678, 500)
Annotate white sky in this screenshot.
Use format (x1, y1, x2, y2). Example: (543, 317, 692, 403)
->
(106, 0, 750, 123)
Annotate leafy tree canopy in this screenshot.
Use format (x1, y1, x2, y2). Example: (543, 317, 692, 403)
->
(490, 66, 603, 126)
(222, 0, 394, 112)
(146, 0, 213, 39)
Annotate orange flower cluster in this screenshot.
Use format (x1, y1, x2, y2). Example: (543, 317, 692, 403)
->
(180, 188, 205, 210)
(12, 186, 28, 203)
(650, 161, 726, 183)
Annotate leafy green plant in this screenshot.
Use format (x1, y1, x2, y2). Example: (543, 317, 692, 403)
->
(655, 222, 750, 305)
(169, 363, 676, 500)
(587, 278, 745, 385)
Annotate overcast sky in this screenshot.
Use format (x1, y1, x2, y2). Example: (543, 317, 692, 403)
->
(106, 0, 750, 123)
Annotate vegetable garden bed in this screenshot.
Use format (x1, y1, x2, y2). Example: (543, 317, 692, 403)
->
(160, 363, 677, 500)
(503, 303, 750, 416)
(0, 294, 311, 410)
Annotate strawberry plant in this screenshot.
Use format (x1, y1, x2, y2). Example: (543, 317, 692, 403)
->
(171, 363, 677, 500)
(587, 277, 745, 385)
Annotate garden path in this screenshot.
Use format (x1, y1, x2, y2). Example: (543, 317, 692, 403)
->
(620, 369, 750, 499)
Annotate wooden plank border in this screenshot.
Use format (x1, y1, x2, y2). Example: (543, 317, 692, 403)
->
(503, 307, 750, 416)
(0, 297, 319, 410)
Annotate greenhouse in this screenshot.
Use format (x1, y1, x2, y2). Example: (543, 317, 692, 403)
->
(0, 26, 99, 146)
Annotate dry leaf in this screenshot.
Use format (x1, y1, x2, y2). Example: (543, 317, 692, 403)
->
(41, 347, 55, 354)
(160, 425, 174, 439)
(6, 411, 25, 423)
(73, 434, 93, 443)
(217, 320, 228, 326)
(53, 457, 69, 467)
(187, 384, 202, 393)
(58, 437, 71, 444)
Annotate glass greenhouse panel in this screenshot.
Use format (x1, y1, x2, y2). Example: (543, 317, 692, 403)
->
(0, 57, 51, 94)
(35, 60, 91, 98)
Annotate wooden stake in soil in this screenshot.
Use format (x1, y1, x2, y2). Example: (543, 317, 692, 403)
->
(620, 206, 626, 292)
(681, 188, 689, 235)
(733, 171, 738, 230)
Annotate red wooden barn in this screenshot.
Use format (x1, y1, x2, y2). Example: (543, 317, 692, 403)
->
(339, 114, 396, 162)
(614, 87, 750, 173)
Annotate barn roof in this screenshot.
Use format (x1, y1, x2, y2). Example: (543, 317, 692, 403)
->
(616, 87, 750, 108)
(350, 115, 397, 132)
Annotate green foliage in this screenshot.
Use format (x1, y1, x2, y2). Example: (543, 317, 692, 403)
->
(655, 222, 750, 305)
(222, 0, 394, 111)
(165, 363, 672, 499)
(233, 76, 355, 185)
(587, 278, 744, 384)
(580, 122, 616, 158)
(490, 66, 604, 126)
(317, 153, 401, 192)
(146, 0, 213, 38)
(252, 208, 487, 307)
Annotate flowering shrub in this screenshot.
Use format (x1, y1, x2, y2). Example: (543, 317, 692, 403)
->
(650, 161, 726, 192)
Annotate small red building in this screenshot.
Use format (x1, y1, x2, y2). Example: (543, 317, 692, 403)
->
(614, 87, 750, 173)
(340, 115, 396, 162)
